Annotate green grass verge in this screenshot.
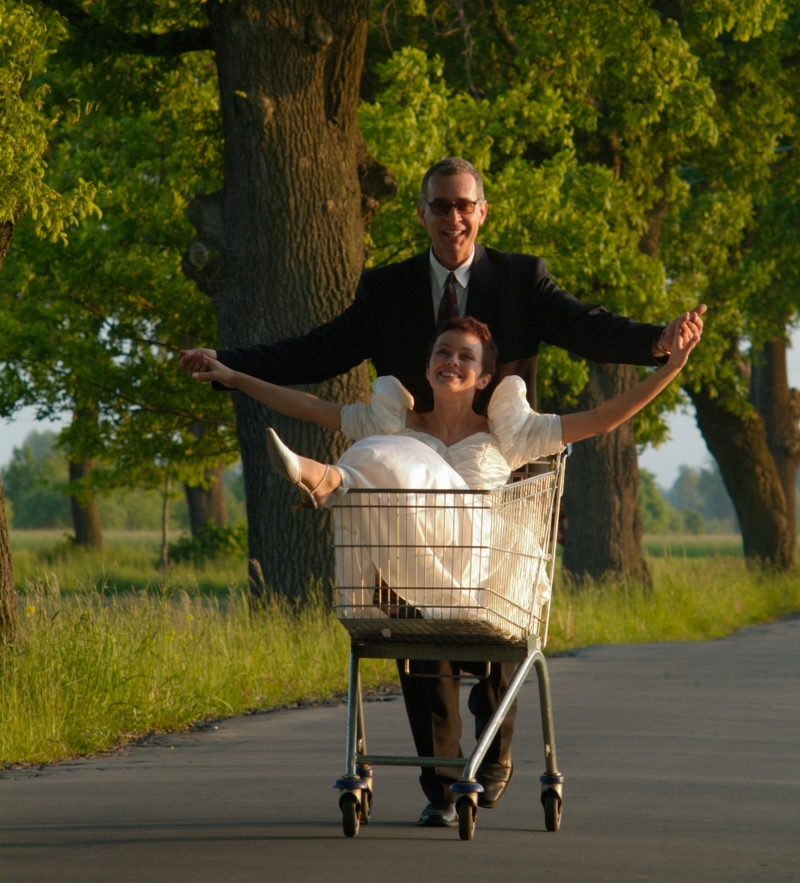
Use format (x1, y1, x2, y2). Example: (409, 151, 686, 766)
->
(2, 533, 798, 767)
(1, 582, 395, 766)
(546, 556, 800, 652)
(10, 530, 246, 595)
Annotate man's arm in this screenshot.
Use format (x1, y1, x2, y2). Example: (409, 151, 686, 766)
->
(521, 256, 704, 366)
(180, 284, 373, 388)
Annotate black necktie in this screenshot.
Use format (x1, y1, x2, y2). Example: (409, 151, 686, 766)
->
(437, 272, 458, 327)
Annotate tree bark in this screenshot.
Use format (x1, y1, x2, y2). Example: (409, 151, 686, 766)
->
(749, 336, 800, 544)
(561, 362, 652, 587)
(0, 225, 19, 644)
(689, 387, 795, 568)
(0, 478, 19, 645)
(184, 463, 229, 536)
(69, 458, 103, 550)
(185, 1, 393, 597)
(160, 474, 171, 570)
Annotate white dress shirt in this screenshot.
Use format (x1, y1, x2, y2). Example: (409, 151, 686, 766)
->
(429, 247, 475, 320)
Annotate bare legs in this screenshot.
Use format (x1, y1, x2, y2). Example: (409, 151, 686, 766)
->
(296, 455, 343, 506)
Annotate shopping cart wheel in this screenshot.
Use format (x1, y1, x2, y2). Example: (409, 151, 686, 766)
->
(457, 797, 476, 841)
(360, 788, 372, 824)
(543, 790, 562, 832)
(340, 793, 360, 838)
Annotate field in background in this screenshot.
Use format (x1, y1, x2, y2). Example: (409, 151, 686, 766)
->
(2, 530, 798, 767)
(10, 530, 247, 595)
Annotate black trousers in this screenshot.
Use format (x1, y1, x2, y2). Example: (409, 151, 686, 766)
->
(396, 659, 517, 804)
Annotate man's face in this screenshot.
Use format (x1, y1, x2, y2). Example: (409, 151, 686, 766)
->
(417, 173, 488, 270)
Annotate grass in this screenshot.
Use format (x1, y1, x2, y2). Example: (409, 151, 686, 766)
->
(0, 579, 395, 766)
(546, 555, 800, 652)
(2, 531, 798, 766)
(9, 530, 246, 595)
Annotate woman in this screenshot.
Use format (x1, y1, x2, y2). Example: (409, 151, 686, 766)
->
(190, 315, 700, 620)
(190, 314, 701, 505)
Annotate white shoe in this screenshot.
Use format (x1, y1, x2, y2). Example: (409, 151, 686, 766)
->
(266, 429, 329, 510)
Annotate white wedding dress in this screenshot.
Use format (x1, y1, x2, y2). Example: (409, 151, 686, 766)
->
(330, 376, 564, 629)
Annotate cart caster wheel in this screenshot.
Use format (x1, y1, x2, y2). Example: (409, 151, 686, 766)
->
(360, 788, 372, 824)
(341, 793, 360, 838)
(457, 798, 476, 841)
(543, 790, 561, 832)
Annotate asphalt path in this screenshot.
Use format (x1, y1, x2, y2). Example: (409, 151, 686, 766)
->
(2, 616, 798, 883)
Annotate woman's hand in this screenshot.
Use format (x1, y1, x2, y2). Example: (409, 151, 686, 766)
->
(664, 313, 702, 371)
(190, 356, 238, 388)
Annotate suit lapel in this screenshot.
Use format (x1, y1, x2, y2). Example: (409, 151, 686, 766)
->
(407, 248, 436, 336)
(465, 244, 497, 326)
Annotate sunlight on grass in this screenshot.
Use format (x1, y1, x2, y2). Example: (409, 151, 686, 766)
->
(10, 530, 247, 595)
(3, 532, 798, 767)
(0, 579, 394, 766)
(546, 557, 800, 652)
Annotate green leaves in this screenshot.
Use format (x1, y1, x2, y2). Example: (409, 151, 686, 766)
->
(0, 1, 99, 242)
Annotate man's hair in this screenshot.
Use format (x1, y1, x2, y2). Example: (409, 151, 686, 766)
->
(426, 316, 498, 378)
(420, 157, 485, 202)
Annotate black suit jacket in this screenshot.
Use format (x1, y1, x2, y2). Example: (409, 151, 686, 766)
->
(217, 245, 663, 411)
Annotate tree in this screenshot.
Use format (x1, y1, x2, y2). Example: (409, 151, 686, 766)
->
(0, 31, 239, 551)
(662, 2, 800, 566)
(31, 0, 397, 596)
(0, 0, 98, 642)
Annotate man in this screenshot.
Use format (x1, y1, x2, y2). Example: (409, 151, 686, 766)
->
(180, 157, 705, 827)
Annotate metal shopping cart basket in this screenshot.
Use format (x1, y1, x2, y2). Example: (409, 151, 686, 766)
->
(331, 449, 568, 840)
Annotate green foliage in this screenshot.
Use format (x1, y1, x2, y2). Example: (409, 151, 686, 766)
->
(638, 468, 707, 535)
(0, 40, 235, 494)
(668, 462, 739, 532)
(0, 0, 98, 240)
(168, 521, 247, 566)
(362, 2, 800, 443)
(0, 431, 69, 529)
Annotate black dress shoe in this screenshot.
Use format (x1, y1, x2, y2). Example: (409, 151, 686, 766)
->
(476, 762, 513, 808)
(418, 801, 458, 826)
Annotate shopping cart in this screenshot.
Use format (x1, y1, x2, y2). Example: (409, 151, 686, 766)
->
(331, 449, 568, 840)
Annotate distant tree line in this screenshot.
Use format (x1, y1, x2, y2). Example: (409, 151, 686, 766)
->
(8, 428, 771, 538)
(1, 431, 245, 533)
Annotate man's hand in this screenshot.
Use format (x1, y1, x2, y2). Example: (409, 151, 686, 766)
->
(662, 304, 706, 353)
(179, 348, 218, 374)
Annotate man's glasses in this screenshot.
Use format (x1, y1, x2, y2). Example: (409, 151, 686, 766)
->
(421, 198, 485, 216)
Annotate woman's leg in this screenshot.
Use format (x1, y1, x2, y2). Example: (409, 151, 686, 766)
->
(295, 455, 343, 506)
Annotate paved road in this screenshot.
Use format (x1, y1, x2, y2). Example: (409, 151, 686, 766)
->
(2, 617, 798, 883)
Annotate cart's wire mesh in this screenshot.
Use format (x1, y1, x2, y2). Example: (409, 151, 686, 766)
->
(333, 452, 566, 647)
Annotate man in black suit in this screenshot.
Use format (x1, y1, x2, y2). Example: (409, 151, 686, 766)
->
(180, 157, 704, 827)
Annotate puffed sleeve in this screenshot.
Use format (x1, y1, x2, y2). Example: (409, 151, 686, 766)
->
(487, 376, 564, 470)
(340, 375, 414, 440)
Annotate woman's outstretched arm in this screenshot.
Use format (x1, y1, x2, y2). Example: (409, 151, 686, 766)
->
(189, 355, 343, 431)
(559, 312, 702, 446)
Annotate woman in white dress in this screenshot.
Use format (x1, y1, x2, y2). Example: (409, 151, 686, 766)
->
(191, 314, 700, 506)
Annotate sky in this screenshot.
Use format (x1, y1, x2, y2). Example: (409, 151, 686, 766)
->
(2, 330, 799, 492)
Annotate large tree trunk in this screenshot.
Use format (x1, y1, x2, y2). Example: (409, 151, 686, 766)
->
(69, 458, 103, 550)
(0, 224, 19, 643)
(749, 336, 800, 544)
(185, 1, 390, 597)
(689, 387, 794, 568)
(561, 362, 651, 586)
(0, 478, 19, 645)
(184, 463, 228, 536)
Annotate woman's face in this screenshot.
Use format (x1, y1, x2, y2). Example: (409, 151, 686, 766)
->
(426, 330, 491, 396)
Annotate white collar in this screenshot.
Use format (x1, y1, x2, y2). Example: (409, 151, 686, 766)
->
(429, 246, 475, 289)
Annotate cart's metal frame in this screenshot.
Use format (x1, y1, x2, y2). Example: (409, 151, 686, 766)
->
(332, 451, 568, 840)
